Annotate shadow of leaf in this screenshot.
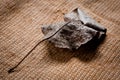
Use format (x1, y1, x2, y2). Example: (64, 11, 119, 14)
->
(46, 35, 106, 63)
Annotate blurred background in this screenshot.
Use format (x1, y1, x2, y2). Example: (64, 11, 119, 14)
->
(0, 0, 120, 80)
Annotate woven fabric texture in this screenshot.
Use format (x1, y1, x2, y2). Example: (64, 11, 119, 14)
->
(0, 0, 120, 80)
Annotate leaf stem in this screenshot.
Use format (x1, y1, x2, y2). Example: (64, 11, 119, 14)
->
(8, 21, 70, 73)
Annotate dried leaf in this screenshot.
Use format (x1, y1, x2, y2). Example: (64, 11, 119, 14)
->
(8, 8, 107, 73)
(41, 8, 107, 50)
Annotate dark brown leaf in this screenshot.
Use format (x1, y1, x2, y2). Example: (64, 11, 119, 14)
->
(41, 8, 107, 50)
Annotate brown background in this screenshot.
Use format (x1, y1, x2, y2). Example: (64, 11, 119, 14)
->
(0, 0, 120, 80)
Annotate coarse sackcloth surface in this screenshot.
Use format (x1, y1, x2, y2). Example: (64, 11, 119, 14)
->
(0, 0, 120, 80)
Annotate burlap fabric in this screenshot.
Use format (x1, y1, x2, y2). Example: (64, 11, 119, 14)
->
(0, 0, 120, 80)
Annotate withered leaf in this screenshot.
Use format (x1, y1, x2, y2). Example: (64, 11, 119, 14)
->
(8, 8, 107, 73)
(41, 8, 107, 50)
